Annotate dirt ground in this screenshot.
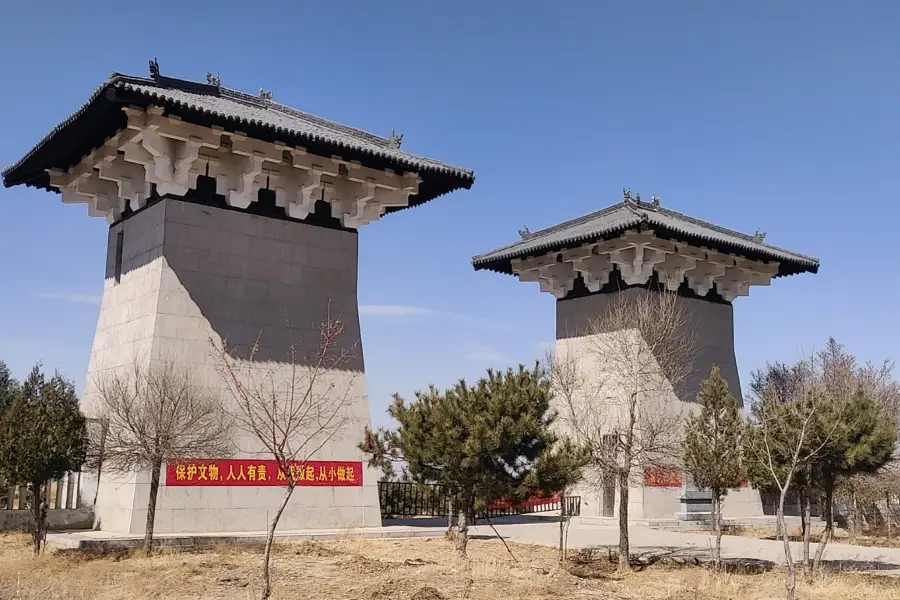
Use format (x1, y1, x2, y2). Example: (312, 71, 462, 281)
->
(0, 533, 897, 600)
(697, 525, 900, 549)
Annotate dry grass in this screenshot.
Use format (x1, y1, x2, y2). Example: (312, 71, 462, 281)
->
(697, 525, 900, 549)
(0, 533, 897, 599)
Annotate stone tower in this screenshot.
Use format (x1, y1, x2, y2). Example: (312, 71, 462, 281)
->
(472, 195, 817, 521)
(3, 66, 473, 534)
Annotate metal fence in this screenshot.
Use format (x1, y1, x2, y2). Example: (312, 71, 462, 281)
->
(378, 480, 580, 519)
(0, 473, 81, 511)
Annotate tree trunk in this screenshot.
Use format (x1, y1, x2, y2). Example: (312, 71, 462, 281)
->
(617, 469, 630, 571)
(812, 479, 834, 574)
(713, 492, 722, 571)
(558, 493, 567, 562)
(849, 487, 860, 544)
(143, 459, 162, 555)
(93, 421, 108, 510)
(802, 483, 812, 573)
(447, 496, 457, 539)
(887, 493, 893, 541)
(30, 481, 46, 555)
(778, 488, 796, 600)
(455, 503, 469, 558)
(261, 484, 295, 600)
(799, 488, 807, 542)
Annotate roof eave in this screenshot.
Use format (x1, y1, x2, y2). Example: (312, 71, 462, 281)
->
(472, 226, 819, 278)
(3, 76, 475, 203)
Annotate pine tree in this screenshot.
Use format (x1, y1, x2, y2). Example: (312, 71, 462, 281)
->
(361, 364, 585, 557)
(811, 387, 896, 570)
(682, 366, 745, 569)
(0, 360, 15, 415)
(0, 364, 88, 554)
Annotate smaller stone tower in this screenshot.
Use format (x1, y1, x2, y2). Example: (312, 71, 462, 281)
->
(472, 194, 818, 521)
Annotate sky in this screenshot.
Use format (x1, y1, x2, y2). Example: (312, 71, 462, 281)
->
(0, 1, 898, 430)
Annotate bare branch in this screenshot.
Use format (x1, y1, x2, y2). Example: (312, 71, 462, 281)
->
(546, 288, 697, 570)
(90, 359, 234, 474)
(209, 309, 359, 600)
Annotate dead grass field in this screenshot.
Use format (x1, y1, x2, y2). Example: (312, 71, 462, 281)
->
(0, 533, 897, 600)
(697, 525, 900, 549)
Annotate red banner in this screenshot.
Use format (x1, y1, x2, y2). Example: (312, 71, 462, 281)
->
(643, 467, 683, 488)
(165, 459, 363, 487)
(488, 495, 558, 510)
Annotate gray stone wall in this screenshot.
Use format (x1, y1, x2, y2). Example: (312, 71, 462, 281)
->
(556, 287, 743, 404)
(83, 198, 381, 534)
(554, 285, 762, 520)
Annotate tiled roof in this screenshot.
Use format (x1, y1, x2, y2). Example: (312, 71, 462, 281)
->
(472, 200, 819, 277)
(3, 72, 474, 205)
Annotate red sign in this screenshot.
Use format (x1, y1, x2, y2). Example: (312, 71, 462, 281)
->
(643, 467, 683, 488)
(488, 495, 558, 510)
(165, 459, 363, 487)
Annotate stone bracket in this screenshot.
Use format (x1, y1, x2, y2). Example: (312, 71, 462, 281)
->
(46, 107, 421, 228)
(511, 231, 780, 301)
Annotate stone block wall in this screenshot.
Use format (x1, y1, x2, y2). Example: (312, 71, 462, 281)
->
(81, 198, 381, 534)
(552, 285, 763, 521)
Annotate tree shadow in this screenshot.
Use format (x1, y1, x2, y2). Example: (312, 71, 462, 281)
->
(819, 559, 900, 572)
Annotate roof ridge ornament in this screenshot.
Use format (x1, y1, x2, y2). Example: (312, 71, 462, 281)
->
(651, 194, 661, 207)
(518, 226, 534, 240)
(753, 229, 767, 243)
(148, 58, 160, 80)
(622, 188, 635, 203)
(206, 72, 221, 88)
(388, 129, 404, 149)
(258, 88, 273, 102)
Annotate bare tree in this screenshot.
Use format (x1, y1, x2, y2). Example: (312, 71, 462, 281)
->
(90, 359, 233, 554)
(211, 315, 357, 600)
(549, 289, 696, 570)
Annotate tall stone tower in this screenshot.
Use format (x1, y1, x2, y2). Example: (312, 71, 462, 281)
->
(472, 195, 817, 520)
(3, 65, 473, 534)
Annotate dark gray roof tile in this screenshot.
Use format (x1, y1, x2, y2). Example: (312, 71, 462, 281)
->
(472, 200, 819, 277)
(3, 73, 474, 205)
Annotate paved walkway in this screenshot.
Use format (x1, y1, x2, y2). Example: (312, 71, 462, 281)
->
(483, 520, 900, 570)
(46, 518, 900, 571)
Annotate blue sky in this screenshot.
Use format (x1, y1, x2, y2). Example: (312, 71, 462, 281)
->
(1, 1, 898, 429)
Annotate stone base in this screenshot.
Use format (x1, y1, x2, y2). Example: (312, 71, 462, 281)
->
(675, 511, 713, 522)
(80, 197, 381, 534)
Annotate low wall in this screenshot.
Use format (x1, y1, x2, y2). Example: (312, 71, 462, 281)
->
(0, 507, 94, 532)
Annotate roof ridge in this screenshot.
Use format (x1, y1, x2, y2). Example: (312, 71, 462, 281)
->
(102, 72, 473, 175)
(654, 205, 755, 241)
(218, 87, 394, 149)
(472, 202, 634, 260)
(121, 73, 472, 172)
(650, 205, 820, 263)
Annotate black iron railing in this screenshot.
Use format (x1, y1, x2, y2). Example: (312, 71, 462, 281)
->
(377, 480, 580, 519)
